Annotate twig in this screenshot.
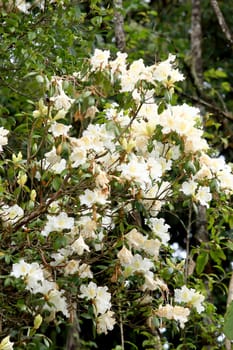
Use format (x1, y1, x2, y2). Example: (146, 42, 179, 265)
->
(184, 203, 193, 282)
(179, 91, 233, 121)
(119, 306, 125, 350)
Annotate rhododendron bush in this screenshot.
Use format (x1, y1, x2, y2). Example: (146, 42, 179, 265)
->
(1, 49, 233, 349)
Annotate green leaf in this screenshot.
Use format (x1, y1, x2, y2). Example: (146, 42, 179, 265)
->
(52, 176, 62, 191)
(224, 300, 233, 339)
(196, 251, 209, 275)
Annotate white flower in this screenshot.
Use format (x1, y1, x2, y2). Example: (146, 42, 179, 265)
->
(118, 155, 150, 187)
(43, 289, 69, 318)
(70, 147, 87, 168)
(181, 179, 198, 196)
(123, 254, 154, 277)
(217, 169, 233, 193)
(79, 281, 98, 300)
(11, 259, 44, 293)
(79, 282, 112, 315)
(0, 336, 14, 350)
(142, 238, 161, 259)
(0, 127, 9, 152)
(45, 147, 60, 165)
(95, 286, 112, 315)
(195, 186, 212, 207)
(152, 54, 184, 86)
(174, 285, 205, 314)
(125, 229, 146, 250)
(14, 0, 31, 13)
(51, 158, 67, 174)
(147, 218, 170, 245)
(50, 80, 74, 111)
(44, 147, 66, 174)
(11, 259, 36, 278)
(91, 49, 110, 71)
(41, 212, 74, 236)
(147, 158, 163, 180)
(51, 247, 72, 266)
(141, 271, 159, 291)
(156, 304, 190, 328)
(79, 188, 108, 207)
(0, 204, 24, 225)
(109, 51, 128, 76)
(35, 279, 58, 295)
(96, 310, 116, 334)
(64, 259, 80, 275)
(117, 246, 133, 265)
(77, 216, 97, 239)
(79, 263, 93, 279)
(71, 235, 90, 255)
(49, 122, 71, 137)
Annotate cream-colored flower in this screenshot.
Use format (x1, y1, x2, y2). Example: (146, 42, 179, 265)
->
(195, 186, 212, 207)
(96, 310, 116, 334)
(91, 49, 110, 71)
(0, 204, 24, 226)
(41, 212, 74, 237)
(117, 246, 133, 265)
(152, 54, 184, 87)
(156, 304, 190, 328)
(181, 179, 198, 196)
(43, 289, 69, 318)
(174, 285, 205, 314)
(49, 122, 71, 138)
(64, 259, 80, 275)
(71, 235, 90, 255)
(125, 228, 146, 249)
(148, 217, 170, 245)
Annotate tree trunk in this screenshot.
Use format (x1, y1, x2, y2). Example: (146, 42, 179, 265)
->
(113, 0, 126, 52)
(191, 0, 203, 87)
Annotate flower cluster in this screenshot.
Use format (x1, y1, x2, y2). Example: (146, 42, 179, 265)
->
(11, 259, 69, 319)
(1, 49, 233, 347)
(79, 281, 116, 334)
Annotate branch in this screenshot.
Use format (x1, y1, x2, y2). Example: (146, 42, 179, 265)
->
(210, 0, 233, 44)
(12, 175, 70, 232)
(179, 91, 233, 121)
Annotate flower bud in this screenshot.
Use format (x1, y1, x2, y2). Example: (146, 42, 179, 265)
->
(30, 189, 37, 202)
(33, 314, 43, 330)
(12, 151, 22, 163)
(17, 172, 27, 187)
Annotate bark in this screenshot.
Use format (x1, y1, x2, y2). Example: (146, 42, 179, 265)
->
(210, 0, 233, 45)
(191, 0, 203, 87)
(191, 1, 209, 243)
(113, 0, 126, 52)
(65, 303, 81, 350)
